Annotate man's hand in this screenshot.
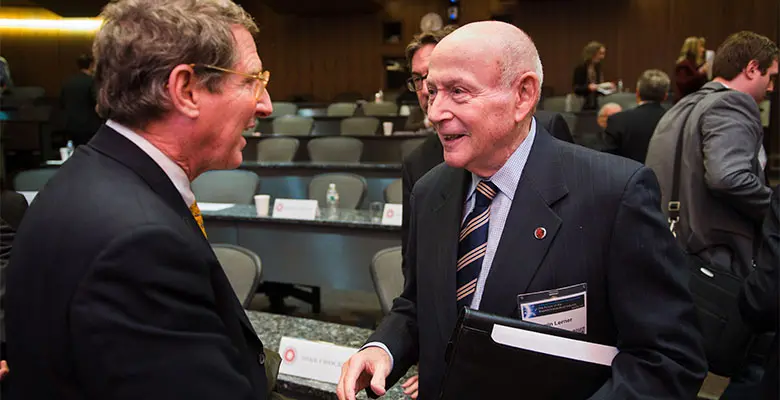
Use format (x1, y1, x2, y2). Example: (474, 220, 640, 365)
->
(401, 374, 419, 399)
(336, 347, 391, 400)
(0, 360, 9, 380)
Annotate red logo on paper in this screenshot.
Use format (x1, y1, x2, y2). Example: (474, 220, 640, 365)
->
(283, 347, 296, 363)
(276, 203, 284, 212)
(386, 209, 394, 218)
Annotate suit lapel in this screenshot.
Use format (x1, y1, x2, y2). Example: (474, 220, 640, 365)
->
(429, 167, 469, 344)
(479, 129, 569, 317)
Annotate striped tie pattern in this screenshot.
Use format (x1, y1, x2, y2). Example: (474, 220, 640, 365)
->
(456, 180, 498, 310)
(190, 201, 208, 238)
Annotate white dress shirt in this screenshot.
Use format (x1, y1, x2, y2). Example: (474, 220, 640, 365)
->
(106, 119, 195, 207)
(365, 118, 537, 367)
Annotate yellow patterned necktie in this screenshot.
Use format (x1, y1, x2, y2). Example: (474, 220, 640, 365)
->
(189, 201, 207, 238)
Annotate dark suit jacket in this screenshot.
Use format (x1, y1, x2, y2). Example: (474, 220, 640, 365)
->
(739, 185, 779, 400)
(0, 190, 28, 231)
(603, 102, 667, 163)
(400, 112, 573, 250)
(60, 72, 103, 146)
(573, 62, 603, 110)
(375, 127, 706, 399)
(5, 126, 268, 399)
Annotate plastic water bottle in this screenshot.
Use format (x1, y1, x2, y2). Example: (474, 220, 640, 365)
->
(374, 89, 384, 103)
(617, 79, 624, 93)
(66, 140, 75, 158)
(326, 183, 339, 219)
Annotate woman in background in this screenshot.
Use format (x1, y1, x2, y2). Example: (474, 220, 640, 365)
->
(674, 36, 709, 101)
(573, 41, 614, 110)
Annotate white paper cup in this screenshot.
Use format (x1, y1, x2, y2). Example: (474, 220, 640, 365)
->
(382, 121, 393, 136)
(254, 194, 270, 217)
(59, 147, 70, 161)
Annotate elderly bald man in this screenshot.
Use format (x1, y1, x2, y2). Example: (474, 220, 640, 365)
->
(337, 21, 706, 400)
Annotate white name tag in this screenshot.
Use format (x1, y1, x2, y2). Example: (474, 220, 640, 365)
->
(272, 199, 318, 220)
(278, 337, 358, 384)
(518, 283, 587, 334)
(381, 203, 402, 226)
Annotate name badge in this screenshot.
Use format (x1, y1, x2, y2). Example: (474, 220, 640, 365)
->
(272, 199, 318, 220)
(278, 337, 358, 384)
(381, 203, 402, 226)
(518, 283, 587, 334)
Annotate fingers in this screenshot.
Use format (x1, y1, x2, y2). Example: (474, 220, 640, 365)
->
(401, 374, 418, 388)
(0, 360, 9, 380)
(369, 359, 389, 396)
(402, 374, 419, 396)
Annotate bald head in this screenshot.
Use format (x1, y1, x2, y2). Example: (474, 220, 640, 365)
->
(433, 21, 543, 91)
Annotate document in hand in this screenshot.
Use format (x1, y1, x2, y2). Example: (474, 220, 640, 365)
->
(440, 308, 618, 400)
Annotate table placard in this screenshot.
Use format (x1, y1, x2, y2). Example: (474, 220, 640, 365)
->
(278, 337, 358, 384)
(197, 202, 235, 212)
(272, 199, 318, 220)
(381, 203, 402, 226)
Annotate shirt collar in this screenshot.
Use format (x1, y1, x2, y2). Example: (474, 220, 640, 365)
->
(466, 117, 537, 202)
(106, 119, 196, 207)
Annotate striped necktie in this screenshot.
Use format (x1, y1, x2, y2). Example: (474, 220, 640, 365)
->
(456, 180, 498, 310)
(189, 201, 208, 238)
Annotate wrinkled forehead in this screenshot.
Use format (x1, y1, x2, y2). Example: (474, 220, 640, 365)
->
(427, 43, 501, 86)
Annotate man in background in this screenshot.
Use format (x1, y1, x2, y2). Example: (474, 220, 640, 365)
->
(597, 102, 622, 130)
(603, 69, 670, 163)
(6, 0, 277, 398)
(60, 54, 103, 146)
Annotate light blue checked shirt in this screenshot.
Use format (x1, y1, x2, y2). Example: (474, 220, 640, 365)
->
(364, 118, 537, 367)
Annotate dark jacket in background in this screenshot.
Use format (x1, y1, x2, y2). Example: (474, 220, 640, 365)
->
(674, 59, 708, 102)
(738, 185, 779, 400)
(0, 190, 28, 231)
(60, 72, 103, 146)
(573, 62, 603, 111)
(603, 102, 668, 163)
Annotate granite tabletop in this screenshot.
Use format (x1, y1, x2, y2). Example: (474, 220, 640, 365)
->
(248, 311, 415, 400)
(202, 204, 401, 232)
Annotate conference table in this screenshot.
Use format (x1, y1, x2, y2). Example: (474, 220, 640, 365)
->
(241, 133, 428, 163)
(203, 204, 401, 293)
(239, 161, 402, 179)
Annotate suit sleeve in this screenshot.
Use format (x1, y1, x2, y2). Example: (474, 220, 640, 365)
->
(69, 224, 258, 400)
(365, 191, 420, 393)
(573, 65, 591, 97)
(591, 167, 707, 399)
(700, 95, 771, 222)
(602, 115, 621, 155)
(738, 186, 779, 332)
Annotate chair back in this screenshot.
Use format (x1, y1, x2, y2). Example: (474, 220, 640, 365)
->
(400, 138, 427, 160)
(270, 102, 298, 117)
(370, 246, 403, 314)
(308, 172, 367, 209)
(272, 116, 313, 136)
(362, 102, 398, 116)
(192, 170, 260, 204)
(340, 117, 379, 136)
(326, 102, 357, 117)
(212, 244, 262, 308)
(542, 96, 568, 112)
(13, 168, 57, 191)
(384, 179, 402, 204)
(257, 137, 299, 162)
(307, 137, 363, 163)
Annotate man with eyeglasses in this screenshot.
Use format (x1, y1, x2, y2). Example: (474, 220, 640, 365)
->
(4, 1, 281, 399)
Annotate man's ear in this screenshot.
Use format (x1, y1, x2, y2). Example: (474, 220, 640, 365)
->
(514, 71, 540, 124)
(168, 64, 200, 119)
(744, 59, 761, 80)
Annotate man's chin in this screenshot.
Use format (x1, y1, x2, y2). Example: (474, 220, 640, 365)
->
(443, 152, 467, 169)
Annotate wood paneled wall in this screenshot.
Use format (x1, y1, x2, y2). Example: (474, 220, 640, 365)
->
(1, 0, 776, 101)
(513, 0, 778, 96)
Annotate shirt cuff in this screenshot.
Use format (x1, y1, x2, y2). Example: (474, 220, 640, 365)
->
(361, 342, 394, 370)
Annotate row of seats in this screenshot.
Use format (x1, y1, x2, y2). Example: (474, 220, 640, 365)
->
(270, 101, 399, 118)
(13, 168, 404, 209)
(263, 116, 386, 136)
(542, 92, 639, 113)
(254, 136, 426, 162)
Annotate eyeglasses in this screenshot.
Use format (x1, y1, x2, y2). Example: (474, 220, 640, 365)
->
(189, 63, 270, 101)
(406, 74, 427, 92)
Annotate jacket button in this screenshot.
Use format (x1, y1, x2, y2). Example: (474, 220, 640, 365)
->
(258, 352, 265, 365)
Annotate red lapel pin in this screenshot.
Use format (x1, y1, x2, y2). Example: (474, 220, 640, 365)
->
(534, 227, 547, 240)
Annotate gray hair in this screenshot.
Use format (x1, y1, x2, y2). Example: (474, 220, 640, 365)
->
(499, 35, 544, 96)
(93, 0, 258, 129)
(598, 102, 622, 117)
(636, 69, 670, 102)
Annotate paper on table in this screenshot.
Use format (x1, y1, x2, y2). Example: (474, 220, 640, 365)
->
(596, 82, 615, 96)
(45, 160, 65, 166)
(197, 202, 235, 212)
(491, 323, 618, 366)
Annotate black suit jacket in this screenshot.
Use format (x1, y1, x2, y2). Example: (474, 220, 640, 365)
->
(5, 126, 268, 399)
(603, 102, 667, 163)
(739, 185, 779, 400)
(60, 72, 103, 146)
(573, 62, 603, 110)
(373, 127, 706, 399)
(400, 112, 573, 250)
(0, 190, 28, 231)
